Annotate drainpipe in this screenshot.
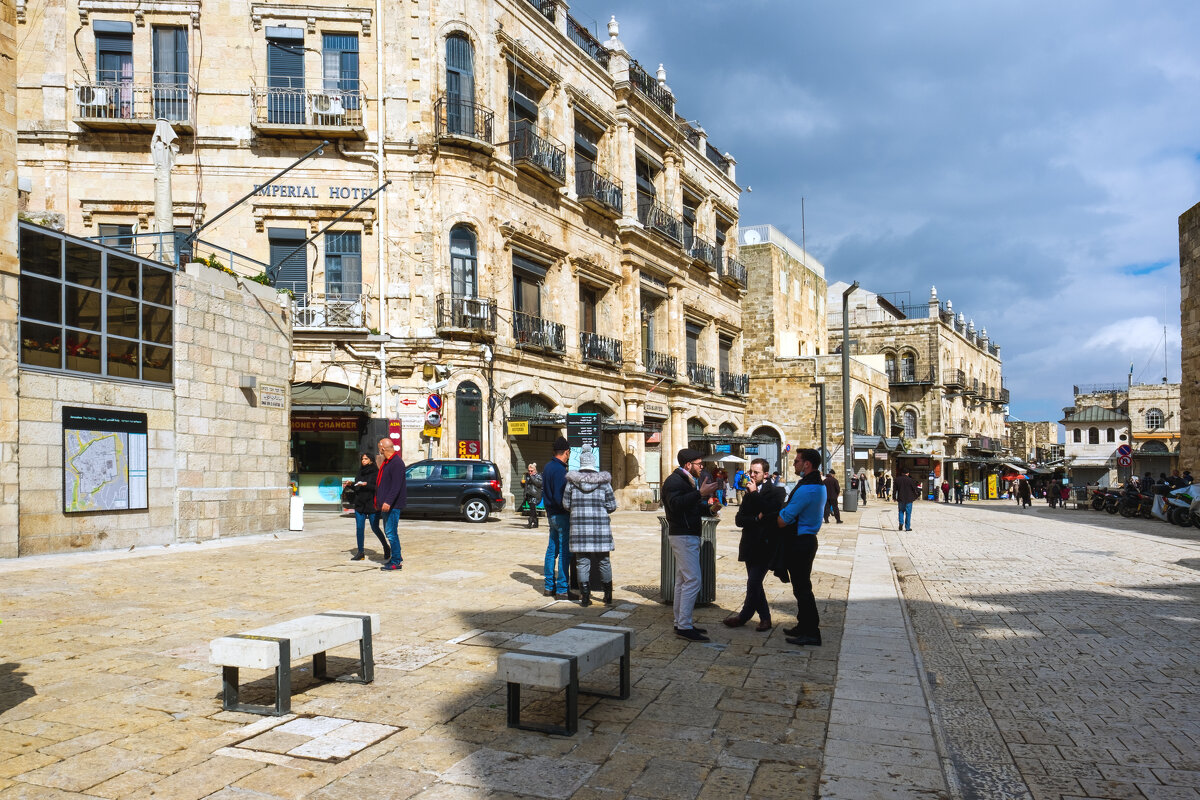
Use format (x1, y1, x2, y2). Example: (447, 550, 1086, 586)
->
(375, 0, 388, 417)
(842, 281, 859, 493)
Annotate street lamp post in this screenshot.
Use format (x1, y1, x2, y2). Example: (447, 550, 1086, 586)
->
(811, 381, 827, 473)
(841, 281, 859, 506)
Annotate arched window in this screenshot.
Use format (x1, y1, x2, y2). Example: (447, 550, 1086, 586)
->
(1145, 408, 1164, 429)
(445, 34, 475, 136)
(1088, 427, 1099, 444)
(449, 225, 477, 298)
(873, 406, 886, 437)
(455, 381, 482, 450)
(1106, 428, 1115, 442)
(903, 409, 917, 438)
(578, 401, 616, 422)
(687, 417, 706, 452)
(510, 392, 552, 419)
(1073, 429, 1081, 443)
(853, 399, 867, 434)
(1141, 441, 1169, 453)
(719, 422, 737, 436)
(901, 353, 915, 381)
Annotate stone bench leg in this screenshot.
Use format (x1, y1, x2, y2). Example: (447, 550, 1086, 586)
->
(506, 651, 579, 737)
(314, 612, 375, 684)
(222, 635, 291, 716)
(575, 624, 632, 701)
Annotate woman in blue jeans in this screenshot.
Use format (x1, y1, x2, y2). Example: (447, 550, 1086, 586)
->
(351, 452, 389, 561)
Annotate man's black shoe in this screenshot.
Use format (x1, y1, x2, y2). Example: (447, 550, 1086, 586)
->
(783, 624, 803, 636)
(674, 627, 710, 642)
(785, 635, 822, 646)
(692, 626, 707, 634)
(905, 527, 912, 531)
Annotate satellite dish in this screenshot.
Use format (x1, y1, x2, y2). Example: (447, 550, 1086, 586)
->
(743, 229, 762, 245)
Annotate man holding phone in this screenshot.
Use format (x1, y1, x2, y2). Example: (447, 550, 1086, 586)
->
(662, 448, 718, 642)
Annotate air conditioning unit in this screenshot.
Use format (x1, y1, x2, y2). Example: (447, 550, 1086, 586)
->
(75, 86, 109, 108)
(310, 93, 345, 118)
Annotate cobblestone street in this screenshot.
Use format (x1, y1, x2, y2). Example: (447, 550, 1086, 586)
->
(0, 499, 1195, 799)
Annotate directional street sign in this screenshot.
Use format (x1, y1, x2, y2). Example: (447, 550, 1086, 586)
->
(399, 398, 416, 406)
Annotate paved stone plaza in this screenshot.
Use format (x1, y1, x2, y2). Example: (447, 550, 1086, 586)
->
(0, 499, 1195, 799)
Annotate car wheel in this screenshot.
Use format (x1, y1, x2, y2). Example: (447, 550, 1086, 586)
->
(463, 498, 490, 523)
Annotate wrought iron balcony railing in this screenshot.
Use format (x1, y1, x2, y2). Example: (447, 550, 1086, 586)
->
(435, 96, 495, 144)
(576, 167, 623, 214)
(685, 233, 717, 268)
(686, 361, 715, 389)
(436, 293, 497, 333)
(280, 282, 368, 329)
(944, 368, 966, 388)
(644, 349, 677, 378)
(524, 0, 555, 21)
(566, 14, 610, 68)
(1000, 387, 1011, 404)
(637, 199, 683, 243)
(720, 371, 749, 396)
(887, 366, 938, 385)
(706, 142, 730, 172)
(510, 121, 566, 184)
(252, 85, 365, 129)
(580, 331, 623, 368)
(513, 311, 566, 354)
(74, 77, 194, 129)
(628, 60, 674, 116)
(717, 255, 748, 288)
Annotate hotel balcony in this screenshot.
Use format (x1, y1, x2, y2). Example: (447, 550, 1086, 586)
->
(717, 255, 748, 288)
(580, 332, 623, 369)
(280, 282, 368, 330)
(685, 233, 717, 269)
(251, 85, 366, 139)
(686, 361, 715, 390)
(73, 78, 195, 132)
(887, 366, 938, 385)
(510, 121, 566, 186)
(434, 96, 495, 147)
(637, 199, 683, 244)
(436, 293, 497, 337)
(720, 371, 749, 397)
(644, 349, 677, 378)
(513, 311, 566, 354)
(576, 167, 623, 216)
(944, 368, 966, 389)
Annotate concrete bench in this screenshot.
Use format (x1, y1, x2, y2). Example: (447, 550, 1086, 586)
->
(209, 611, 379, 716)
(496, 623, 633, 736)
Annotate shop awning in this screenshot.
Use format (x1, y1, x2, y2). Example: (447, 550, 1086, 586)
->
(691, 433, 777, 445)
(602, 421, 660, 434)
(291, 381, 369, 413)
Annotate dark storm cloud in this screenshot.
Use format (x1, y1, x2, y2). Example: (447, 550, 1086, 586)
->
(570, 0, 1199, 423)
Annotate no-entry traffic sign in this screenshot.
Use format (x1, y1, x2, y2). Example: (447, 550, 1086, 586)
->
(1118, 454, 1133, 467)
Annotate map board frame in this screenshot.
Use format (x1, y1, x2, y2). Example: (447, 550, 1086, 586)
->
(62, 406, 149, 513)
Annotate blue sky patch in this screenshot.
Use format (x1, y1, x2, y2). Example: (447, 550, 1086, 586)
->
(1121, 260, 1172, 276)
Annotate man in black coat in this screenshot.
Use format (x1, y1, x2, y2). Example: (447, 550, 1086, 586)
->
(725, 457, 785, 631)
(823, 471, 842, 523)
(661, 448, 718, 642)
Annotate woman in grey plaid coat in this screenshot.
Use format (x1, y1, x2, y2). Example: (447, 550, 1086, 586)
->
(563, 444, 617, 607)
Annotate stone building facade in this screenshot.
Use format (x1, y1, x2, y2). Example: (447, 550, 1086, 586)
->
(1006, 420, 1060, 465)
(828, 282, 1007, 491)
(739, 225, 892, 480)
(1181, 201, 1200, 471)
(16, 0, 747, 507)
(1, 0, 18, 553)
(1060, 404, 1129, 487)
(1066, 383, 1181, 481)
(11, 224, 291, 556)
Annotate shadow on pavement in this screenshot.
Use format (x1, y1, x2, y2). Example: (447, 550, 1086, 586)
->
(0, 662, 36, 715)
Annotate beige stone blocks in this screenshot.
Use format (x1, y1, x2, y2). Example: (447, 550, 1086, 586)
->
(1181, 201, 1200, 470)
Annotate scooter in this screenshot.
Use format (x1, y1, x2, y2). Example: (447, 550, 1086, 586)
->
(1163, 483, 1199, 526)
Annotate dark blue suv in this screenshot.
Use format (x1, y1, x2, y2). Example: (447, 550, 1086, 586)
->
(403, 459, 506, 522)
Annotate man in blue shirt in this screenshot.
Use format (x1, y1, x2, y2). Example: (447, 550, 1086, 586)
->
(541, 437, 577, 600)
(777, 448, 826, 646)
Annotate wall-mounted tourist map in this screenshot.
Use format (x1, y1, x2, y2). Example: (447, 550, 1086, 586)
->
(63, 406, 148, 513)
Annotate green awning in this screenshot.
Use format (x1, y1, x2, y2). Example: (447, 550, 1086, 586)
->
(291, 381, 369, 412)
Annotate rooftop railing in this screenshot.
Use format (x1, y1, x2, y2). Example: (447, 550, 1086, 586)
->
(628, 60, 674, 116)
(566, 14, 611, 68)
(524, 0, 555, 21)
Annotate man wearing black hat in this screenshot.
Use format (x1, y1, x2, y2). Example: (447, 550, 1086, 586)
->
(661, 447, 718, 641)
(541, 436, 577, 600)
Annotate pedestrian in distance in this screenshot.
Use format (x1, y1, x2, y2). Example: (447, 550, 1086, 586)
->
(776, 448, 826, 646)
(562, 445, 617, 607)
(1017, 477, 1032, 509)
(662, 448, 719, 642)
(726, 457, 784, 632)
(857, 472, 870, 507)
(375, 437, 407, 571)
(954, 480, 964, 504)
(894, 469, 920, 531)
(941, 479, 951, 503)
(542, 437, 578, 601)
(883, 473, 892, 501)
(823, 470, 842, 524)
(733, 467, 747, 505)
(1059, 483, 1070, 507)
(521, 462, 543, 529)
(350, 452, 389, 561)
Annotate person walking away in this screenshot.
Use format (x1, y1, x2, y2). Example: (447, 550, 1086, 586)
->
(894, 469, 919, 531)
(375, 438, 407, 571)
(1017, 477, 1032, 509)
(734, 468, 747, 505)
(823, 470, 842, 524)
(351, 452, 389, 561)
(954, 480, 964, 504)
(521, 463, 543, 528)
(883, 473, 892, 501)
(662, 448, 719, 642)
(776, 448, 826, 646)
(714, 467, 728, 506)
(542, 437, 577, 600)
(562, 445, 617, 607)
(726, 457, 784, 631)
(1059, 483, 1070, 507)
(857, 472, 870, 506)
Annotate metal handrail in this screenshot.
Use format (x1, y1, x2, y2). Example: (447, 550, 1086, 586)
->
(436, 293, 497, 332)
(74, 76, 193, 124)
(278, 282, 368, 328)
(252, 85, 365, 126)
(576, 167, 623, 213)
(720, 371, 748, 396)
(579, 331, 623, 367)
(628, 60, 673, 115)
(510, 121, 566, 183)
(637, 198, 683, 243)
(686, 361, 715, 388)
(644, 349, 677, 378)
(566, 14, 610, 68)
(435, 96, 495, 143)
(685, 233, 717, 267)
(513, 310, 566, 353)
(524, 0, 555, 21)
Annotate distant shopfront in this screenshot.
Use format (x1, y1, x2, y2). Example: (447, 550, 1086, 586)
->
(290, 381, 373, 506)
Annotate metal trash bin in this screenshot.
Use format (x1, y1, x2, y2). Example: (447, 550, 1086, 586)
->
(659, 516, 719, 605)
(842, 487, 858, 513)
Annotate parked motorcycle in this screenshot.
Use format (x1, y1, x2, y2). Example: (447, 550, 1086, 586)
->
(1117, 485, 1153, 519)
(1162, 483, 1200, 527)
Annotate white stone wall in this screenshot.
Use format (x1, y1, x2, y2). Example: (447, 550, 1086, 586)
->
(0, 0, 18, 557)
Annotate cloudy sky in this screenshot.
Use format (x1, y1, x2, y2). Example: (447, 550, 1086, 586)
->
(572, 0, 1198, 425)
